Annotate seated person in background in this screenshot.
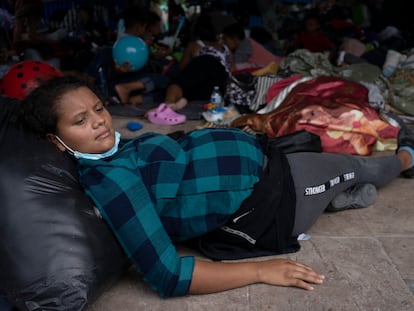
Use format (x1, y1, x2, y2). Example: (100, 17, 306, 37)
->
(161, 54, 229, 112)
(12, 0, 43, 43)
(86, 6, 169, 107)
(143, 10, 179, 80)
(113, 7, 169, 106)
(149, 12, 232, 112)
(62, 3, 110, 47)
(222, 22, 282, 73)
(142, 10, 168, 54)
(291, 13, 336, 59)
(204, 0, 237, 35)
(178, 12, 231, 71)
(250, 26, 283, 57)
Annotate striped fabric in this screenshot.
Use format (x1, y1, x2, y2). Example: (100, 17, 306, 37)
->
(251, 74, 281, 111)
(42, 1, 110, 31)
(78, 128, 264, 297)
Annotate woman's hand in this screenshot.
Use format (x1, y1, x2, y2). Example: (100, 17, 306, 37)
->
(189, 258, 324, 295)
(256, 258, 325, 290)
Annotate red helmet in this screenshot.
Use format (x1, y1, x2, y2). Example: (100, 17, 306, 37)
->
(0, 60, 63, 100)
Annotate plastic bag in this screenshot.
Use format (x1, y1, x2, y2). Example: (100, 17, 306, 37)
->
(0, 96, 128, 311)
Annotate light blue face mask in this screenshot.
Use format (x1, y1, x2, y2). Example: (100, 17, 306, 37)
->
(55, 131, 121, 160)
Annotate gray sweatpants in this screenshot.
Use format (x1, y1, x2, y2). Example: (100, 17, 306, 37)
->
(286, 152, 401, 236)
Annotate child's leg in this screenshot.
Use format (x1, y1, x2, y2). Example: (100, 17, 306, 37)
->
(114, 81, 145, 105)
(168, 98, 187, 110)
(129, 94, 143, 106)
(163, 83, 187, 110)
(164, 83, 183, 104)
(286, 152, 402, 236)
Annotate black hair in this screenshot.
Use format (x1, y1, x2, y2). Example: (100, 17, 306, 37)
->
(147, 10, 161, 26)
(191, 13, 217, 42)
(17, 75, 100, 139)
(204, 0, 224, 12)
(250, 26, 272, 45)
(222, 23, 245, 40)
(305, 13, 321, 23)
(123, 6, 149, 30)
(79, 3, 93, 17)
(169, 3, 185, 16)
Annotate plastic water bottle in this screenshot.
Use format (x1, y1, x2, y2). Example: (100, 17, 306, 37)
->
(98, 66, 108, 98)
(117, 18, 125, 37)
(210, 86, 223, 109)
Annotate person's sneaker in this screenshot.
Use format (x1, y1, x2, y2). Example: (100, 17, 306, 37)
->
(325, 183, 377, 213)
(397, 126, 414, 179)
(380, 111, 414, 178)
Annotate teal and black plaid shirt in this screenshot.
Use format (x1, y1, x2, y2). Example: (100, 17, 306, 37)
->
(78, 128, 264, 297)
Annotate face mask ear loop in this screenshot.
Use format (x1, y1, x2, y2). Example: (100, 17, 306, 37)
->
(54, 135, 76, 156)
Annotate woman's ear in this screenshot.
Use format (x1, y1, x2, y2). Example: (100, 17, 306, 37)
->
(46, 133, 66, 152)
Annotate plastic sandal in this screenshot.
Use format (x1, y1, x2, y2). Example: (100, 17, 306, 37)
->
(147, 103, 186, 125)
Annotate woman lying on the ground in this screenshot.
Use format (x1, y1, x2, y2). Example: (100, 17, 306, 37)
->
(16, 76, 414, 298)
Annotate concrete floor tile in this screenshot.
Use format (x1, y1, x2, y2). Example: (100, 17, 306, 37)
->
(361, 180, 414, 235)
(304, 237, 413, 310)
(240, 237, 413, 310)
(308, 209, 375, 237)
(379, 236, 414, 295)
(89, 268, 251, 311)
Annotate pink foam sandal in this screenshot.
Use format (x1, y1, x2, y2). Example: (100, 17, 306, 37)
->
(147, 103, 186, 125)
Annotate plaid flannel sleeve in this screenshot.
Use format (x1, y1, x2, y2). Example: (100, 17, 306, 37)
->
(79, 160, 194, 298)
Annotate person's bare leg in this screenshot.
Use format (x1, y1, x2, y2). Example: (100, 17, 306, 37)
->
(163, 83, 188, 111)
(114, 84, 129, 104)
(129, 94, 143, 106)
(164, 83, 183, 104)
(115, 81, 145, 105)
(168, 97, 188, 110)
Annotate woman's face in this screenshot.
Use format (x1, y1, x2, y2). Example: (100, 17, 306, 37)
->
(50, 86, 115, 154)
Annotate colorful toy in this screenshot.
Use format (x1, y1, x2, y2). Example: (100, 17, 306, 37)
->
(0, 60, 62, 100)
(204, 103, 216, 110)
(127, 121, 143, 131)
(112, 35, 149, 71)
